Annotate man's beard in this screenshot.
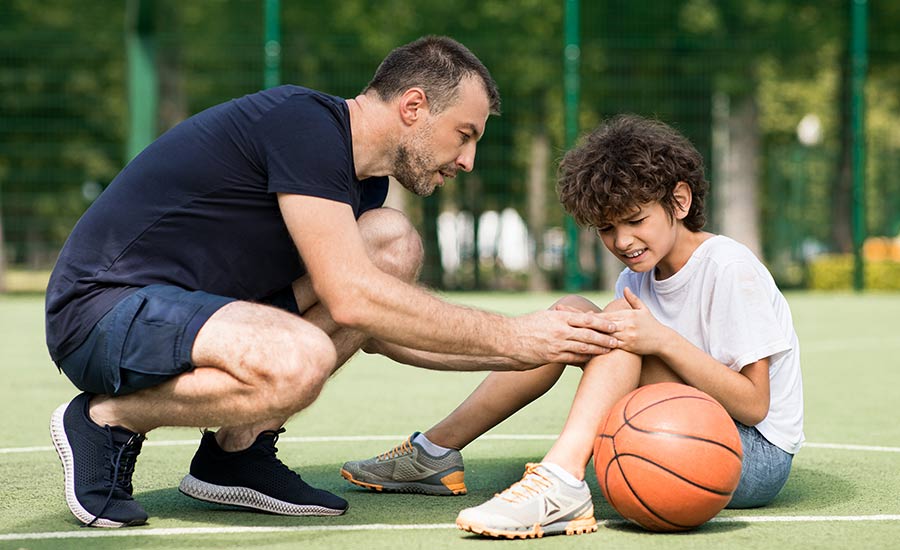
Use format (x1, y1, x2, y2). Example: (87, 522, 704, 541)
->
(393, 143, 437, 197)
(392, 123, 457, 197)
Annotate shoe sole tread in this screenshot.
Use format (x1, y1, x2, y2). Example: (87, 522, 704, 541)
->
(456, 516, 598, 539)
(340, 468, 466, 496)
(179, 474, 346, 516)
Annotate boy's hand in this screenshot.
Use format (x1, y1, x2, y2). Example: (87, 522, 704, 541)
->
(602, 287, 672, 356)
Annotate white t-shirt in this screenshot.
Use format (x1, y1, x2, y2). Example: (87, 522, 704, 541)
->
(615, 235, 804, 454)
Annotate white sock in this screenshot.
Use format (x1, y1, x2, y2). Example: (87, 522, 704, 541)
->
(540, 462, 584, 488)
(412, 432, 453, 457)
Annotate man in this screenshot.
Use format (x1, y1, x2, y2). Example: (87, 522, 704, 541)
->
(46, 36, 617, 528)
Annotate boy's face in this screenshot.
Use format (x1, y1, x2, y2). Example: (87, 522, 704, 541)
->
(595, 201, 681, 276)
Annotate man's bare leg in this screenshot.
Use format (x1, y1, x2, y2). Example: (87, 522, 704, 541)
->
(214, 207, 424, 450)
(88, 303, 337, 436)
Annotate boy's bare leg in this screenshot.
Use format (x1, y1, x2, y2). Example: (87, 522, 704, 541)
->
(424, 364, 566, 450)
(542, 311, 686, 479)
(454, 298, 641, 538)
(542, 347, 642, 479)
(424, 295, 605, 450)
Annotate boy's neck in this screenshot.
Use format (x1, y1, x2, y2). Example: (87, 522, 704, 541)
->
(655, 230, 715, 280)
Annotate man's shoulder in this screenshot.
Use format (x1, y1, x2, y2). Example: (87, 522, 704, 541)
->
(252, 85, 346, 116)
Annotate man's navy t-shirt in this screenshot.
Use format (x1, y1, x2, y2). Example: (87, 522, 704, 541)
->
(45, 86, 389, 362)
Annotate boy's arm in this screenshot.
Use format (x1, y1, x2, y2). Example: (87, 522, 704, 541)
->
(603, 288, 771, 425)
(653, 336, 771, 425)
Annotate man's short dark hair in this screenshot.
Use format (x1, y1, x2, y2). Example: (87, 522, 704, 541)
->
(557, 114, 709, 231)
(363, 36, 501, 116)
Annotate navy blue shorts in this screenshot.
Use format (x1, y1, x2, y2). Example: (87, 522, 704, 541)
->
(57, 284, 298, 397)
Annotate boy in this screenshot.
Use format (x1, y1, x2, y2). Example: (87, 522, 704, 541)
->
(341, 114, 804, 538)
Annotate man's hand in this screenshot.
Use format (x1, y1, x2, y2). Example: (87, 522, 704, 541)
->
(597, 287, 671, 356)
(509, 309, 619, 366)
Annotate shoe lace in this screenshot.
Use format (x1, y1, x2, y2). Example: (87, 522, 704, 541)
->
(378, 438, 414, 460)
(85, 429, 145, 528)
(496, 463, 552, 504)
(255, 428, 299, 476)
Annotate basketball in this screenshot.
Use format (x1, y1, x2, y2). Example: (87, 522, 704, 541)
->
(593, 383, 743, 532)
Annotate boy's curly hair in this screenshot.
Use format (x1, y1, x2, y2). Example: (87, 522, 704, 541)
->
(557, 114, 709, 231)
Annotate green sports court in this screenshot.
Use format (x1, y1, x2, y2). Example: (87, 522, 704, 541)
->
(2, 0, 900, 548)
(2, 292, 899, 548)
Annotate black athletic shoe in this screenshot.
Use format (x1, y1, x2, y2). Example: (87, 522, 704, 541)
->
(49, 393, 148, 528)
(179, 428, 348, 516)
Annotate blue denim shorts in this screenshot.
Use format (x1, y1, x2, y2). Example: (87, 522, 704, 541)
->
(57, 285, 238, 397)
(727, 422, 794, 508)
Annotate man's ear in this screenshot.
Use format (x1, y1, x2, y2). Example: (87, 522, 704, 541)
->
(673, 181, 692, 219)
(398, 87, 428, 127)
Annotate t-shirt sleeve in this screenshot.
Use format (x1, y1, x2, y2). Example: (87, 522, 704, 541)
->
(614, 268, 636, 300)
(708, 261, 792, 371)
(359, 178, 389, 214)
(257, 96, 355, 204)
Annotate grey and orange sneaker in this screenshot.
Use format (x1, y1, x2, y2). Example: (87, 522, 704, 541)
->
(340, 432, 466, 495)
(456, 463, 597, 539)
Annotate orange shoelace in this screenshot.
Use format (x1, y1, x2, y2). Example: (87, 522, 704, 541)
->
(378, 438, 414, 460)
(497, 463, 552, 503)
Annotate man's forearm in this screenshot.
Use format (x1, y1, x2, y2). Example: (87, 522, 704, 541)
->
(364, 339, 532, 372)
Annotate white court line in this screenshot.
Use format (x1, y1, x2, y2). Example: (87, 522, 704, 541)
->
(804, 442, 900, 453)
(2, 516, 900, 541)
(2, 435, 899, 455)
(802, 336, 900, 353)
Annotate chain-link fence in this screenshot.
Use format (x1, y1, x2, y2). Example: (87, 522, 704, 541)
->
(2, 0, 899, 291)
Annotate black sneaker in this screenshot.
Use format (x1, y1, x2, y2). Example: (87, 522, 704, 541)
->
(49, 393, 148, 528)
(179, 428, 348, 516)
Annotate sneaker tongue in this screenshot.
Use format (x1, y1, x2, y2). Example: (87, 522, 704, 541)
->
(254, 430, 281, 448)
(108, 425, 141, 445)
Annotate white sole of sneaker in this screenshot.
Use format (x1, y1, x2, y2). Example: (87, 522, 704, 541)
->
(50, 401, 138, 528)
(178, 474, 346, 516)
(456, 515, 598, 539)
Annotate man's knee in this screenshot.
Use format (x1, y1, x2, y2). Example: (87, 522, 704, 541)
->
(196, 304, 338, 416)
(358, 207, 424, 282)
(266, 321, 337, 414)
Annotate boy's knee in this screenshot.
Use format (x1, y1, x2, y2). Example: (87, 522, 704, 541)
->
(358, 207, 424, 282)
(550, 294, 602, 313)
(602, 297, 631, 312)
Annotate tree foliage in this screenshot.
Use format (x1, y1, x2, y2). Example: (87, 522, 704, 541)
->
(1, 0, 898, 288)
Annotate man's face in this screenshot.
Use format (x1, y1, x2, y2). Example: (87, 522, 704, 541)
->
(393, 76, 490, 197)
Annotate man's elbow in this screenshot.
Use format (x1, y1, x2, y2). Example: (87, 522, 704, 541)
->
(321, 286, 368, 329)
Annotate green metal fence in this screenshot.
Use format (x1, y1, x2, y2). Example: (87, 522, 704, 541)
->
(1, 0, 899, 291)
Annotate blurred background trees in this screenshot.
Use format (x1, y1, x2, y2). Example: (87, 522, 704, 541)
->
(1, 0, 898, 291)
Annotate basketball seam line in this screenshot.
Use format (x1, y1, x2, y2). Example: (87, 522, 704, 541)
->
(614, 393, 742, 460)
(601, 387, 739, 530)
